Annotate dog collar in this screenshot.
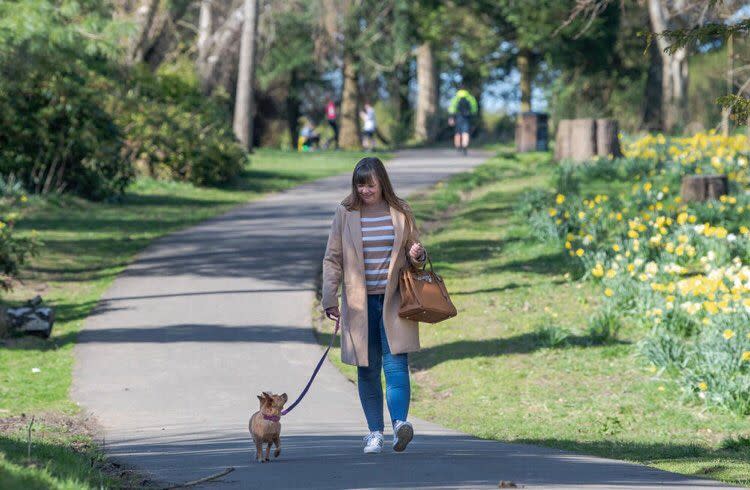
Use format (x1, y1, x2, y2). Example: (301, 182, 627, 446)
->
(263, 414, 281, 422)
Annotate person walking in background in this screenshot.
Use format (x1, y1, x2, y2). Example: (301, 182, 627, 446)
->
(360, 101, 377, 152)
(325, 95, 339, 149)
(322, 157, 427, 454)
(298, 118, 320, 151)
(448, 85, 478, 155)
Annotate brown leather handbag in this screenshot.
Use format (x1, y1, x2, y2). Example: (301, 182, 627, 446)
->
(398, 253, 457, 323)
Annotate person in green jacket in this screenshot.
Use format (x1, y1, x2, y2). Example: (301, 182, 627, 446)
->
(448, 85, 478, 155)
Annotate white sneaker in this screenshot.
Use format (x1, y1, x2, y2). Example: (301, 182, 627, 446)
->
(392, 420, 413, 452)
(363, 431, 383, 454)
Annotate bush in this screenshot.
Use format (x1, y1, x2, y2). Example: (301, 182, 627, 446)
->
(0, 194, 40, 291)
(115, 64, 246, 186)
(0, 52, 133, 200)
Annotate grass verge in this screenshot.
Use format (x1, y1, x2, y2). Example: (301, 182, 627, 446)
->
(313, 149, 750, 487)
(0, 148, 384, 489)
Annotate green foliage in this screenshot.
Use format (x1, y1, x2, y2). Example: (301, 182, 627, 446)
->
(115, 64, 245, 186)
(0, 0, 129, 60)
(721, 435, 750, 452)
(0, 51, 133, 200)
(586, 307, 621, 344)
(639, 329, 687, 371)
(0, 0, 132, 199)
(660, 19, 750, 55)
(0, 194, 39, 292)
(0, 2, 245, 196)
(534, 321, 571, 348)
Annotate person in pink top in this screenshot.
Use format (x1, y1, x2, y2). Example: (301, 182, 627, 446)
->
(325, 94, 339, 149)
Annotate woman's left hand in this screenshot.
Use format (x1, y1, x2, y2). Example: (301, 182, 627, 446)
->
(409, 242, 425, 261)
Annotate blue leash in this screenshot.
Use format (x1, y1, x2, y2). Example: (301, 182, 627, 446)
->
(281, 317, 340, 416)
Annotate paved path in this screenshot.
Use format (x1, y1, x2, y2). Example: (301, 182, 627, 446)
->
(73, 149, 736, 489)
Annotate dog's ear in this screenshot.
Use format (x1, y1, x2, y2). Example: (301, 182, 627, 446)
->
(281, 393, 288, 403)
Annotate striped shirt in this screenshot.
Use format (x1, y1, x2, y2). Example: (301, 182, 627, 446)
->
(361, 202, 394, 295)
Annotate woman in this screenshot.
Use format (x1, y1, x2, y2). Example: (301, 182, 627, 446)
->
(322, 157, 426, 454)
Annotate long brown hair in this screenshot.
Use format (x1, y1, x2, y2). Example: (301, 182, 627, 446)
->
(341, 157, 416, 233)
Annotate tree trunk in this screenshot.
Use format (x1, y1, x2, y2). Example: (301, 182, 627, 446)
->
(662, 49, 688, 133)
(518, 48, 533, 113)
(233, 0, 259, 151)
(200, 6, 244, 94)
(127, 0, 161, 65)
(647, 0, 689, 133)
(339, 52, 360, 149)
(642, 39, 663, 130)
(415, 42, 438, 143)
(287, 70, 301, 151)
(721, 33, 733, 136)
(197, 0, 213, 72)
(680, 175, 728, 202)
(390, 63, 410, 148)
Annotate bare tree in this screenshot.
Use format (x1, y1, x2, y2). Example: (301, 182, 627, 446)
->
(126, 0, 161, 64)
(233, 0, 259, 150)
(647, 0, 692, 132)
(197, 0, 213, 73)
(199, 5, 245, 94)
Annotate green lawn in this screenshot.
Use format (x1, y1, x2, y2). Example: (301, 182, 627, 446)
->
(0, 148, 384, 489)
(314, 149, 750, 488)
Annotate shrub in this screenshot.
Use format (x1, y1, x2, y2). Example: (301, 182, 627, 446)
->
(115, 64, 246, 186)
(0, 194, 40, 291)
(0, 52, 133, 200)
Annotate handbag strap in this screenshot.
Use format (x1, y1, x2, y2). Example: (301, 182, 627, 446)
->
(405, 243, 432, 273)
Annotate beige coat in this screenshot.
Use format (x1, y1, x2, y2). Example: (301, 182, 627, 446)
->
(322, 204, 425, 367)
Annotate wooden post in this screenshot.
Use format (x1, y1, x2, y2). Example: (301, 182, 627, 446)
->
(680, 175, 728, 202)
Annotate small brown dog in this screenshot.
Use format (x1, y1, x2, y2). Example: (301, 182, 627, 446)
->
(249, 391, 287, 463)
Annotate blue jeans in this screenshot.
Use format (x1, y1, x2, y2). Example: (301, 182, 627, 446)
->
(357, 294, 411, 432)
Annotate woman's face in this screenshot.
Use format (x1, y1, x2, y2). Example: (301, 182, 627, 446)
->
(357, 177, 382, 205)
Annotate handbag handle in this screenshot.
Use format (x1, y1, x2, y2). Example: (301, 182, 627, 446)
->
(405, 244, 433, 273)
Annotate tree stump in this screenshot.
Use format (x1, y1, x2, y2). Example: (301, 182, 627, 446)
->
(515, 112, 549, 152)
(595, 119, 622, 158)
(555, 118, 622, 162)
(554, 119, 571, 161)
(568, 119, 597, 162)
(680, 175, 728, 202)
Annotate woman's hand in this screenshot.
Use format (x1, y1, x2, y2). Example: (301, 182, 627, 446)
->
(409, 242, 426, 261)
(325, 306, 340, 321)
